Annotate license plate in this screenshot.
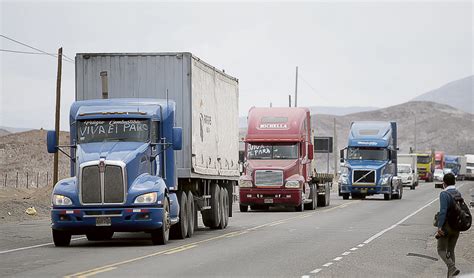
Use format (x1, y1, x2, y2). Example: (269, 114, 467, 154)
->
(264, 199, 274, 204)
(360, 188, 368, 193)
(95, 217, 111, 226)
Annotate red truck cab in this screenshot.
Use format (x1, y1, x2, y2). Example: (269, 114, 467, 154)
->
(435, 151, 445, 170)
(238, 107, 317, 212)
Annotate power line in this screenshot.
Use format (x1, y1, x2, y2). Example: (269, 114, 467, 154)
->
(0, 34, 74, 63)
(298, 74, 327, 103)
(0, 49, 53, 55)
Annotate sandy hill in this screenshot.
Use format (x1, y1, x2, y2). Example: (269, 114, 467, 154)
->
(0, 129, 71, 186)
(413, 75, 473, 114)
(0, 129, 10, 137)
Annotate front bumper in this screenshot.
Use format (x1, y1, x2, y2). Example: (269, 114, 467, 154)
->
(51, 206, 164, 234)
(239, 188, 302, 206)
(340, 185, 391, 195)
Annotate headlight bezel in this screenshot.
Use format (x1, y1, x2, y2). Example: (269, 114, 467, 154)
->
(285, 180, 300, 188)
(134, 192, 158, 204)
(52, 194, 73, 206)
(239, 179, 253, 188)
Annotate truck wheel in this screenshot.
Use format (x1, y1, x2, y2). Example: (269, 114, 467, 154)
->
(222, 188, 229, 228)
(52, 229, 71, 247)
(186, 191, 195, 238)
(86, 231, 114, 241)
(410, 184, 415, 190)
(295, 202, 304, 212)
(202, 183, 221, 229)
(151, 198, 170, 245)
(239, 204, 248, 212)
(218, 187, 226, 229)
(170, 191, 188, 239)
(305, 185, 316, 210)
(342, 193, 349, 200)
(384, 188, 392, 200)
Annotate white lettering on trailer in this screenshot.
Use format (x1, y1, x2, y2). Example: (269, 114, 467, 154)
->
(259, 123, 288, 129)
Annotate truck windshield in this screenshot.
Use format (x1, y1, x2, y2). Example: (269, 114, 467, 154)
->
(247, 143, 298, 159)
(445, 163, 457, 169)
(77, 119, 150, 144)
(417, 156, 431, 164)
(348, 147, 388, 161)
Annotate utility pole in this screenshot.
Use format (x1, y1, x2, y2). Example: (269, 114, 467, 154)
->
(270, 102, 272, 108)
(53, 47, 63, 186)
(294, 66, 298, 107)
(333, 117, 338, 177)
(414, 113, 417, 152)
(288, 94, 292, 107)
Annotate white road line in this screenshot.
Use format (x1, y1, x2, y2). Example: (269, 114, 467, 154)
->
(334, 257, 343, 261)
(363, 197, 439, 244)
(310, 268, 322, 274)
(342, 251, 351, 256)
(0, 237, 86, 255)
(350, 247, 358, 251)
(323, 262, 333, 267)
(301, 275, 310, 278)
(357, 244, 364, 247)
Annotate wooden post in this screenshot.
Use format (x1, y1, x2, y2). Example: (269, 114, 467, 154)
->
(26, 172, 29, 189)
(36, 172, 39, 188)
(16, 172, 18, 188)
(4, 173, 6, 187)
(46, 172, 49, 187)
(53, 47, 63, 186)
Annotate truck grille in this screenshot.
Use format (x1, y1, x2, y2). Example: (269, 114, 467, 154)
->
(353, 170, 376, 185)
(255, 170, 283, 186)
(81, 162, 126, 204)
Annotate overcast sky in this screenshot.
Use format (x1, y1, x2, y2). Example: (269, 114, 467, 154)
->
(0, 1, 472, 130)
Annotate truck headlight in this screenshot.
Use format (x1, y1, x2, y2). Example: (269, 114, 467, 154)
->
(340, 175, 349, 185)
(407, 176, 412, 180)
(134, 192, 158, 204)
(239, 179, 253, 188)
(380, 176, 390, 186)
(52, 194, 73, 206)
(285, 180, 300, 188)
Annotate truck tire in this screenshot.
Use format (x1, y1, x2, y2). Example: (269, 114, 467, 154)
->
(410, 183, 415, 190)
(218, 187, 226, 229)
(221, 188, 229, 229)
(52, 229, 71, 247)
(239, 204, 248, 212)
(151, 197, 170, 245)
(86, 231, 114, 241)
(186, 191, 195, 238)
(342, 193, 350, 200)
(295, 201, 304, 212)
(304, 185, 316, 210)
(170, 191, 188, 239)
(384, 188, 392, 200)
(202, 183, 221, 229)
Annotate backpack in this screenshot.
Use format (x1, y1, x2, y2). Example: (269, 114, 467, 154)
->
(446, 190, 472, 232)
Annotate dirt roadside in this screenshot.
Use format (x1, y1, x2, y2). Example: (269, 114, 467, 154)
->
(0, 187, 52, 222)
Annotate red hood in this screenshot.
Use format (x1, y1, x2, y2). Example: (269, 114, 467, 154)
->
(247, 159, 298, 171)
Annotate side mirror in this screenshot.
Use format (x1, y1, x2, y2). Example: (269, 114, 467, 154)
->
(308, 144, 314, 160)
(47, 130, 58, 153)
(435, 183, 444, 189)
(412, 169, 415, 174)
(172, 127, 182, 150)
(340, 149, 345, 163)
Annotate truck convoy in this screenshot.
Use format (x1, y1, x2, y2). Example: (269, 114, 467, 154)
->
(416, 151, 435, 182)
(435, 151, 445, 170)
(445, 155, 467, 181)
(397, 153, 419, 190)
(47, 53, 239, 246)
(339, 121, 402, 200)
(465, 154, 474, 180)
(238, 107, 332, 212)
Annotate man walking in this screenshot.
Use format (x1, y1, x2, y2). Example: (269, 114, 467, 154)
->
(436, 173, 460, 277)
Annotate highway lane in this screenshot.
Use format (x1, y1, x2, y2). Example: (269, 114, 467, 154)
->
(1, 181, 472, 277)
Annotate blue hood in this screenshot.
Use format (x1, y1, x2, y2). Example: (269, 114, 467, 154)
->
(347, 160, 388, 170)
(77, 142, 149, 165)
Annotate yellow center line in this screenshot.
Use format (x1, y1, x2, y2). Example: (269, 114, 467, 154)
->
(77, 267, 116, 278)
(65, 200, 361, 278)
(164, 244, 198, 255)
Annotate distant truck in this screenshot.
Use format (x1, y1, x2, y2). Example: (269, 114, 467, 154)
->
(416, 151, 435, 182)
(47, 53, 239, 246)
(465, 154, 474, 180)
(398, 153, 419, 190)
(339, 121, 403, 200)
(238, 107, 332, 212)
(435, 151, 445, 170)
(445, 155, 467, 181)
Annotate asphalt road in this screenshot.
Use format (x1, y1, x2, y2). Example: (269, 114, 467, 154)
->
(1, 181, 473, 278)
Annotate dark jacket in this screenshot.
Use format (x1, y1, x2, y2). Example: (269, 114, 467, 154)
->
(437, 187, 459, 229)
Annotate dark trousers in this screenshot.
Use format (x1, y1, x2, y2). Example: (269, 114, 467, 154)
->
(437, 226, 460, 270)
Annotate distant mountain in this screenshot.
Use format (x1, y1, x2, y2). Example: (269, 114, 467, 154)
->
(413, 75, 473, 114)
(0, 126, 34, 134)
(239, 106, 378, 128)
(0, 129, 10, 137)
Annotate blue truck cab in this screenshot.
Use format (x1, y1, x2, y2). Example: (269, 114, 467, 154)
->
(339, 121, 402, 200)
(47, 98, 183, 246)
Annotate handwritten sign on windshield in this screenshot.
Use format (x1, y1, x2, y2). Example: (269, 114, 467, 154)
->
(247, 144, 271, 158)
(78, 119, 149, 143)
